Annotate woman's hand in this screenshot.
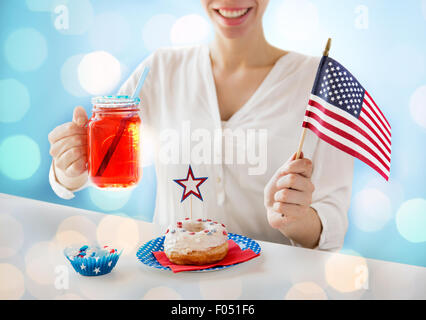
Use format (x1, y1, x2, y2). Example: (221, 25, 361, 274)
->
(48, 106, 88, 190)
(264, 152, 322, 249)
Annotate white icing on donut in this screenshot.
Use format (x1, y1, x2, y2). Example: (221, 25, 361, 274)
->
(163, 219, 228, 255)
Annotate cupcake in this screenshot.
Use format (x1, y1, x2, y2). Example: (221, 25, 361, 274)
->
(64, 245, 122, 276)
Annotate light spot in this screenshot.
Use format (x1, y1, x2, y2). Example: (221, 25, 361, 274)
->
(272, 0, 320, 42)
(170, 14, 211, 46)
(0, 79, 30, 123)
(88, 187, 133, 211)
(382, 45, 425, 88)
(422, 0, 426, 20)
(409, 85, 426, 129)
(285, 282, 327, 300)
(0, 135, 41, 180)
(199, 276, 242, 299)
(78, 51, 121, 95)
(96, 215, 140, 255)
(54, 230, 87, 249)
(4, 28, 48, 72)
(26, 0, 55, 11)
(143, 286, 182, 300)
(0, 214, 24, 259)
(325, 250, 368, 293)
(60, 54, 88, 97)
(50, 0, 94, 35)
(396, 198, 426, 243)
(88, 12, 132, 54)
(56, 216, 97, 245)
(25, 241, 63, 285)
(142, 14, 176, 51)
(351, 188, 392, 232)
(0, 264, 25, 300)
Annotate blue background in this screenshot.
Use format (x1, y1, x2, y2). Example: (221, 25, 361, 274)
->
(1, 0, 425, 267)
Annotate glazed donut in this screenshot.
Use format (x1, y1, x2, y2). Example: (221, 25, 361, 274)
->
(163, 218, 228, 265)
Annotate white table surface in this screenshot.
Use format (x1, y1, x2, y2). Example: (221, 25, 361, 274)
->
(0, 193, 425, 300)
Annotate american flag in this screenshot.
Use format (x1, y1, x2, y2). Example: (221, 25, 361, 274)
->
(303, 56, 391, 180)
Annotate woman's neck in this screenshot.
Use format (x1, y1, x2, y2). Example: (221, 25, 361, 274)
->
(209, 27, 283, 71)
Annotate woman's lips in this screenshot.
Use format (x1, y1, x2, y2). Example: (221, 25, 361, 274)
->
(213, 7, 253, 26)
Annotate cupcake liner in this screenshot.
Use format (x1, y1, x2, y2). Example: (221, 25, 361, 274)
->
(64, 246, 122, 277)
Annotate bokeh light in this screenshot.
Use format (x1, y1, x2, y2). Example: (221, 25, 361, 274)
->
(96, 214, 140, 255)
(25, 241, 63, 285)
(170, 14, 211, 46)
(88, 187, 133, 211)
(50, 0, 94, 36)
(409, 85, 426, 129)
(78, 51, 122, 95)
(26, 0, 54, 12)
(0, 264, 25, 300)
(143, 286, 182, 300)
(142, 14, 176, 52)
(0, 214, 24, 259)
(4, 28, 48, 72)
(396, 198, 426, 243)
(325, 250, 368, 293)
(0, 78, 30, 123)
(60, 54, 88, 97)
(88, 12, 132, 55)
(351, 188, 392, 232)
(0, 135, 41, 180)
(199, 276, 242, 299)
(269, 0, 322, 55)
(285, 282, 327, 300)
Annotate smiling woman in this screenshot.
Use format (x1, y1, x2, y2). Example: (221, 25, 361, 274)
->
(48, 0, 354, 251)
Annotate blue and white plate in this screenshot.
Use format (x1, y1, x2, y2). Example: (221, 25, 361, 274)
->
(136, 233, 261, 272)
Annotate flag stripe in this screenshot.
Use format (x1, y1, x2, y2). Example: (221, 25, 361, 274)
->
(302, 120, 389, 180)
(359, 104, 391, 145)
(365, 91, 391, 130)
(309, 96, 391, 154)
(358, 115, 391, 154)
(363, 98, 391, 139)
(306, 105, 391, 163)
(304, 109, 390, 170)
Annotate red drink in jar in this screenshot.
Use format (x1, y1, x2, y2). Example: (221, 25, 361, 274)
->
(88, 96, 141, 189)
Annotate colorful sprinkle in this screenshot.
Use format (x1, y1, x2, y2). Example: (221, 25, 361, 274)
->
(204, 229, 209, 233)
(79, 245, 88, 251)
(165, 229, 169, 234)
(189, 232, 195, 235)
(223, 231, 227, 235)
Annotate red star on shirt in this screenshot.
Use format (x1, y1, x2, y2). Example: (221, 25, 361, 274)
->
(173, 165, 208, 202)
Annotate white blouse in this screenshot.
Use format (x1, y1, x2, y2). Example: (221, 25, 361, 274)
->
(50, 45, 354, 251)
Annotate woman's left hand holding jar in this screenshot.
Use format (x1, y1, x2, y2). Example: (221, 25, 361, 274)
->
(48, 106, 89, 190)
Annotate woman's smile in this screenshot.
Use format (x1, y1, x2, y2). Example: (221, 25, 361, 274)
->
(212, 7, 254, 26)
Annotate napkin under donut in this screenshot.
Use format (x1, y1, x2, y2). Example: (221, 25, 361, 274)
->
(153, 239, 260, 273)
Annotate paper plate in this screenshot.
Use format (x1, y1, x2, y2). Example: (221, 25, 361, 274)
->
(136, 233, 261, 272)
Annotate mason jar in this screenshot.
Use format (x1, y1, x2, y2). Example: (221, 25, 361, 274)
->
(88, 95, 141, 189)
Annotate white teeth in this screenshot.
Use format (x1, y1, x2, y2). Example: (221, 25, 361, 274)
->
(218, 8, 249, 18)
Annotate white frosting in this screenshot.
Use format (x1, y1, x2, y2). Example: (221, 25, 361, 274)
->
(163, 219, 228, 255)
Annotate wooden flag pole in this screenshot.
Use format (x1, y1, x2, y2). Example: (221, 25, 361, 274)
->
(295, 38, 332, 160)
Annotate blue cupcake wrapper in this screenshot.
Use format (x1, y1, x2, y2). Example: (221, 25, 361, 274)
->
(65, 249, 122, 276)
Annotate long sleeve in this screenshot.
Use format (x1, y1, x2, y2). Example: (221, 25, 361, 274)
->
(49, 162, 90, 199)
(309, 136, 354, 251)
